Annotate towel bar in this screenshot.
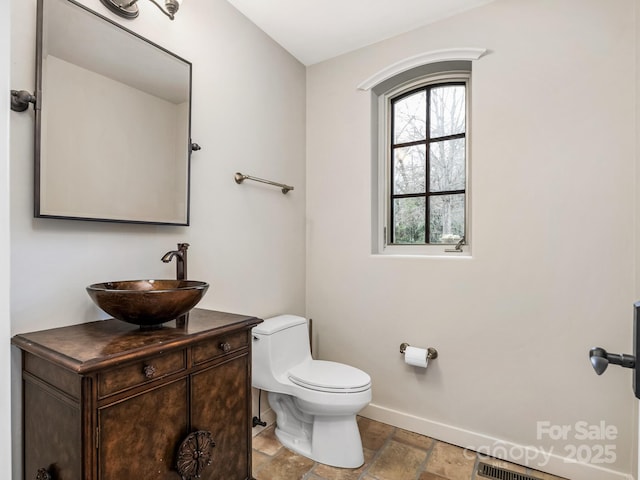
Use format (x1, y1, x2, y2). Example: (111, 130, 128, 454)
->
(234, 172, 294, 194)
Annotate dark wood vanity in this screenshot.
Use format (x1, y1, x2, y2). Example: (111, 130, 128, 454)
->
(12, 309, 262, 480)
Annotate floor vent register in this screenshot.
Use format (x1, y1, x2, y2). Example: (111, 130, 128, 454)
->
(477, 462, 543, 480)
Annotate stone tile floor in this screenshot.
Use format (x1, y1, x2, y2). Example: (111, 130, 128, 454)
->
(252, 417, 569, 480)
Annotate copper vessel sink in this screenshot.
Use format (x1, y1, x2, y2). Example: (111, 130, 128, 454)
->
(86, 279, 209, 326)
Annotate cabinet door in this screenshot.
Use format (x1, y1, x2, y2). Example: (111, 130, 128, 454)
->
(97, 378, 189, 480)
(23, 378, 82, 479)
(191, 354, 250, 480)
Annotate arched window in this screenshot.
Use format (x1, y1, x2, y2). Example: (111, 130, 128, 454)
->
(389, 74, 468, 246)
(366, 58, 475, 255)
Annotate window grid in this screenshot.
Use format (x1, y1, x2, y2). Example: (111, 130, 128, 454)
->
(389, 81, 466, 245)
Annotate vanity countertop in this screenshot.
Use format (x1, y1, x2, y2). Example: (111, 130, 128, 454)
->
(11, 308, 262, 374)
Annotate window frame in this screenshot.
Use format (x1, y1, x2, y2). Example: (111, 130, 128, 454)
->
(376, 71, 471, 256)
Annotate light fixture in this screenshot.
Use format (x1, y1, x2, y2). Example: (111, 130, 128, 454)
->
(99, 0, 182, 20)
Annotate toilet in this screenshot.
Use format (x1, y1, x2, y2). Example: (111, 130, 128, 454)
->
(251, 315, 372, 468)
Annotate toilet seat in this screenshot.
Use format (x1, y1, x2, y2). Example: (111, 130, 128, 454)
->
(288, 360, 371, 393)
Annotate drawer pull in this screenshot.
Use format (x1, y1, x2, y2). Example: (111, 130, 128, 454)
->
(219, 342, 231, 353)
(176, 430, 216, 479)
(36, 468, 51, 480)
(143, 364, 157, 379)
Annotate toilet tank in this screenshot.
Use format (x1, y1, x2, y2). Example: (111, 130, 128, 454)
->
(252, 315, 312, 392)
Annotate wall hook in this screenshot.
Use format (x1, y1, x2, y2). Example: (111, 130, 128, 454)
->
(10, 90, 37, 112)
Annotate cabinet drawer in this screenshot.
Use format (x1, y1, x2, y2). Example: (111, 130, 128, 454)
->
(192, 331, 248, 365)
(98, 349, 186, 398)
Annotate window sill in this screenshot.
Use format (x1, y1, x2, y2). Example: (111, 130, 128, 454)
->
(375, 244, 472, 258)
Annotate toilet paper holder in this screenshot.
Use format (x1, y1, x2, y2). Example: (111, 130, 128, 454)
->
(400, 343, 438, 359)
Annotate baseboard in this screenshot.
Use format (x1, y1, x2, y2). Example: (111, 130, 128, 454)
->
(360, 403, 633, 480)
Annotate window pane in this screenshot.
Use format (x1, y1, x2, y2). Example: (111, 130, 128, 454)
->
(393, 145, 426, 195)
(429, 194, 465, 244)
(393, 197, 425, 244)
(429, 138, 465, 192)
(393, 90, 426, 144)
(430, 85, 465, 138)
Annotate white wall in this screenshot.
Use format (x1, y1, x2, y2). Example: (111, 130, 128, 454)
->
(10, 0, 306, 477)
(306, 1, 636, 479)
(1, 0, 13, 477)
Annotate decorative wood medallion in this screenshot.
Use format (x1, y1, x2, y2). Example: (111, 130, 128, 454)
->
(176, 430, 215, 479)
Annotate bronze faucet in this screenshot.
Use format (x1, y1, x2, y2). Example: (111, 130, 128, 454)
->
(161, 243, 190, 327)
(161, 243, 189, 281)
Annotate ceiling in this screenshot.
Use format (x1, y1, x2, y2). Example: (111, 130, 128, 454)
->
(225, 0, 496, 66)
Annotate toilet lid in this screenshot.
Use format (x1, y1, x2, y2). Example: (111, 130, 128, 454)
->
(288, 360, 371, 393)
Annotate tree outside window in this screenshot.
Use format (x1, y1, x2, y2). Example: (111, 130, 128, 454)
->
(390, 81, 467, 245)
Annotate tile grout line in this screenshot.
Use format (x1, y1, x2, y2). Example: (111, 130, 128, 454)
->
(471, 452, 480, 480)
(251, 425, 287, 478)
(414, 438, 437, 480)
(356, 425, 399, 480)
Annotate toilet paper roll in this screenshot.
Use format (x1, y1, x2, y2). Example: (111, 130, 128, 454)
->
(404, 346, 429, 368)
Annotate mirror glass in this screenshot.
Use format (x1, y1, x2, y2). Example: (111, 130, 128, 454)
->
(36, 0, 192, 225)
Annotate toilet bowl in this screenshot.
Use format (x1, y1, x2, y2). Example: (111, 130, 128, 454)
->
(251, 315, 372, 468)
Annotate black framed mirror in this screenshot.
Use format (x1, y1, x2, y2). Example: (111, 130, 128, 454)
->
(35, 0, 192, 225)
